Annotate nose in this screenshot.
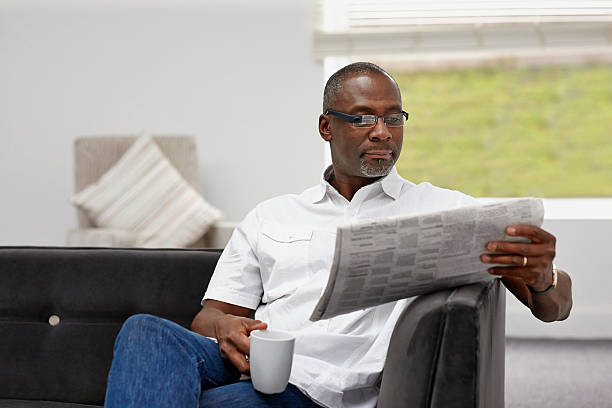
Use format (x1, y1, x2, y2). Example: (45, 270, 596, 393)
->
(368, 117, 392, 141)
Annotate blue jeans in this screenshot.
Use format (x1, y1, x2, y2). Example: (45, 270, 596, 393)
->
(105, 314, 319, 408)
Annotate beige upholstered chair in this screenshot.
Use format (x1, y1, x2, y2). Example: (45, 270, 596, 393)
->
(67, 135, 234, 248)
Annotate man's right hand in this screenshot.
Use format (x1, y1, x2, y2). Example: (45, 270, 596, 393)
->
(214, 315, 267, 374)
(190, 299, 266, 374)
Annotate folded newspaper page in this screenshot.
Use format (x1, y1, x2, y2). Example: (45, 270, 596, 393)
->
(310, 198, 544, 321)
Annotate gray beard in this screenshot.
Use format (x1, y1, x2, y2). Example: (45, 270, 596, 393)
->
(359, 157, 394, 177)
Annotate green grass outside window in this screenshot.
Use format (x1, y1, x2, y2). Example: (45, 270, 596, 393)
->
(392, 65, 612, 197)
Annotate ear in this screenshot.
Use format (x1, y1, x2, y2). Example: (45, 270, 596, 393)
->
(319, 114, 332, 142)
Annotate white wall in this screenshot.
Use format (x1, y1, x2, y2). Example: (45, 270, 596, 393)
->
(0, 0, 324, 246)
(1, 1, 609, 339)
(506, 218, 612, 339)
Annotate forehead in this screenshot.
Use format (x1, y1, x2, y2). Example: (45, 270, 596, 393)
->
(334, 73, 402, 112)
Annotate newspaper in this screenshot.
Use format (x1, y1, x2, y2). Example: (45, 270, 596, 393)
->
(309, 198, 544, 321)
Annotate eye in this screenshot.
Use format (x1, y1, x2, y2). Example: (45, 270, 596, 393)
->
(387, 116, 401, 124)
(354, 115, 376, 127)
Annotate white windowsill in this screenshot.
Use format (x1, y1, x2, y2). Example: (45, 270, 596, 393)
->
(477, 198, 612, 220)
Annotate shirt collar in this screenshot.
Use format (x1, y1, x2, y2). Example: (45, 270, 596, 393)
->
(306, 165, 403, 204)
(379, 166, 403, 200)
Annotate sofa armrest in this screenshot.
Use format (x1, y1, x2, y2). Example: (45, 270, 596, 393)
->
(378, 279, 505, 408)
(0, 247, 222, 406)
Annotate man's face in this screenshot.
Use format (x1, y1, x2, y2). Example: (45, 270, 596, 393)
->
(320, 73, 404, 181)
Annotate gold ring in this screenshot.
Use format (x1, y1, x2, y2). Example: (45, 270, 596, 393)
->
(522, 256, 528, 267)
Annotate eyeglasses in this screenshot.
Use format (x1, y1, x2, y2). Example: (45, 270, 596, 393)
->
(325, 109, 409, 128)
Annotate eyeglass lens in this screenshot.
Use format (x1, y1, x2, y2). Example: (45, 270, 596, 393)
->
(354, 114, 405, 128)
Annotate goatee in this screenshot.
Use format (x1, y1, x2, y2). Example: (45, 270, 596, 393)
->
(359, 157, 394, 177)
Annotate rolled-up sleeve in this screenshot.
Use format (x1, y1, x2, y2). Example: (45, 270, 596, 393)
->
(202, 207, 263, 310)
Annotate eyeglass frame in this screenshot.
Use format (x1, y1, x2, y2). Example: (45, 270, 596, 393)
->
(325, 109, 409, 128)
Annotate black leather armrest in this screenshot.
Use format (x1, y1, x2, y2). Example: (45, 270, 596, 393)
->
(378, 279, 505, 408)
(0, 247, 222, 406)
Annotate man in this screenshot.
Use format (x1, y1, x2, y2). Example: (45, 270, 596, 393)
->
(104, 62, 572, 408)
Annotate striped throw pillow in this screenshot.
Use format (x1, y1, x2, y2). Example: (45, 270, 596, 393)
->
(72, 135, 221, 247)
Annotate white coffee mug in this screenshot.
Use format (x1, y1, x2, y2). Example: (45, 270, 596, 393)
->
(249, 329, 295, 394)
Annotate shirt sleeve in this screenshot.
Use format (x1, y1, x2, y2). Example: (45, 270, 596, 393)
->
(202, 207, 263, 310)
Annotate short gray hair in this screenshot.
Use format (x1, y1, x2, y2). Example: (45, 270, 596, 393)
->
(322, 62, 399, 112)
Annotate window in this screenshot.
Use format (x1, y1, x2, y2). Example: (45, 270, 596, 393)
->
(316, 0, 612, 199)
(394, 65, 612, 197)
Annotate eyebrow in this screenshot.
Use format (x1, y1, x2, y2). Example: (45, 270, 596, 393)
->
(350, 104, 403, 114)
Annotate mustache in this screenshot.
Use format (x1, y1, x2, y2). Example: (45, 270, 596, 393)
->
(359, 145, 398, 156)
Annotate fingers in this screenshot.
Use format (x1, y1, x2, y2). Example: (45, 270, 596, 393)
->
(247, 320, 268, 334)
(221, 344, 251, 374)
(232, 320, 268, 374)
(216, 316, 268, 375)
(485, 225, 556, 259)
(482, 252, 553, 292)
(487, 266, 525, 277)
(485, 241, 550, 257)
(506, 225, 556, 244)
(487, 265, 552, 291)
(486, 266, 533, 284)
(482, 225, 557, 292)
(481, 253, 528, 267)
(481, 248, 554, 270)
(232, 320, 268, 356)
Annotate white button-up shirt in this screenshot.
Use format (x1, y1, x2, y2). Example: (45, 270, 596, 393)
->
(203, 167, 476, 408)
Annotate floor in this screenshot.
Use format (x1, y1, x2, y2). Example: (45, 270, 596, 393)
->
(505, 338, 612, 408)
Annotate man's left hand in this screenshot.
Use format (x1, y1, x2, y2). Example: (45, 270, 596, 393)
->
(480, 224, 556, 292)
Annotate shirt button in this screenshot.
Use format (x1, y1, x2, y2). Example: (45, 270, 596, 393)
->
(48, 315, 60, 326)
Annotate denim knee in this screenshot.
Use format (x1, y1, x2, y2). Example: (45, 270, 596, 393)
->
(120, 313, 161, 334)
(122, 313, 162, 331)
(114, 314, 165, 351)
(106, 314, 205, 407)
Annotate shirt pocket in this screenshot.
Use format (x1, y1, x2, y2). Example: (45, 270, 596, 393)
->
(258, 222, 313, 301)
(308, 229, 336, 277)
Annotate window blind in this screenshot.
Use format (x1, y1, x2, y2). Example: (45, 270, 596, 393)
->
(314, 1, 612, 60)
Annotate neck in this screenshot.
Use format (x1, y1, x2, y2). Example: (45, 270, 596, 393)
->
(329, 169, 381, 201)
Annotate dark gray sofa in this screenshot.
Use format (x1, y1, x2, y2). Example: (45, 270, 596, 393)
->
(0, 247, 505, 407)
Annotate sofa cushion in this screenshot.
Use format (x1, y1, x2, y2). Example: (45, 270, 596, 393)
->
(0, 247, 221, 405)
(0, 399, 101, 407)
(71, 134, 221, 247)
